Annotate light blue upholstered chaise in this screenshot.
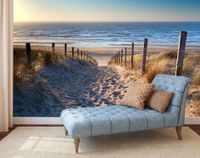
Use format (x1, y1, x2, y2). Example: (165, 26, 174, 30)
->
(61, 74, 191, 153)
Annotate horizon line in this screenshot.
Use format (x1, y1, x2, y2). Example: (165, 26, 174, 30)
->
(14, 21, 200, 23)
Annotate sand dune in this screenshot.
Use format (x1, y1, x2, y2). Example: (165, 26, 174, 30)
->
(14, 58, 136, 116)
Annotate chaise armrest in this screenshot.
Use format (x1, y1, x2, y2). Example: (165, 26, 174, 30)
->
(152, 74, 191, 126)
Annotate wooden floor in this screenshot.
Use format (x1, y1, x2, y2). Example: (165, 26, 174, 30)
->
(0, 125, 199, 141)
(0, 127, 16, 141)
(189, 125, 200, 135)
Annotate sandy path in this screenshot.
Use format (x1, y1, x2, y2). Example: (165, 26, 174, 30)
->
(14, 58, 135, 116)
(87, 52, 114, 66)
(77, 48, 119, 66)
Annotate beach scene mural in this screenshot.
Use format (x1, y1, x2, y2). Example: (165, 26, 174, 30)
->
(14, 0, 200, 117)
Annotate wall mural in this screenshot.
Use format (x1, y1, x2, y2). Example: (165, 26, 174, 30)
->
(14, 0, 200, 118)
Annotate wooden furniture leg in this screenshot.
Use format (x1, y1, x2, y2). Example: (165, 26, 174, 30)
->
(176, 127, 182, 140)
(74, 138, 80, 154)
(65, 128, 68, 136)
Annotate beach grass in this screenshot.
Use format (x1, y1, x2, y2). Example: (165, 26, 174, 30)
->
(14, 46, 97, 86)
(110, 50, 198, 82)
(193, 72, 200, 87)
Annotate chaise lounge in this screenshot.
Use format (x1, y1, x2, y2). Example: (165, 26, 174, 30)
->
(60, 74, 191, 153)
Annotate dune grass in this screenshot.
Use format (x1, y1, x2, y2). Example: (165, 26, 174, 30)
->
(110, 51, 198, 83)
(193, 72, 200, 87)
(14, 47, 97, 86)
(144, 51, 177, 82)
(146, 51, 199, 83)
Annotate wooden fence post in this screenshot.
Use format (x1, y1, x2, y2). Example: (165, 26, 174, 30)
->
(131, 42, 134, 69)
(117, 52, 119, 64)
(64, 43, 67, 57)
(125, 48, 127, 67)
(26, 43, 32, 65)
(118, 51, 121, 64)
(72, 47, 74, 57)
(77, 49, 80, 58)
(121, 49, 123, 66)
(175, 31, 188, 76)
(118, 51, 120, 64)
(52, 43, 55, 53)
(142, 38, 148, 75)
(81, 51, 83, 59)
(115, 53, 118, 64)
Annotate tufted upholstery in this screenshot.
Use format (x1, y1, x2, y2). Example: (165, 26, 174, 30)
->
(61, 74, 191, 138)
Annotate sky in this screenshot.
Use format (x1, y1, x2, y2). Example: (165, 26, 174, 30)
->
(14, 0, 200, 22)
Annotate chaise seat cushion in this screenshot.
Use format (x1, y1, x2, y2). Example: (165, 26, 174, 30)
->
(61, 105, 179, 138)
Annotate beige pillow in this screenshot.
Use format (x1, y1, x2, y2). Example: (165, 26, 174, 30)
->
(146, 90, 173, 113)
(120, 81, 154, 110)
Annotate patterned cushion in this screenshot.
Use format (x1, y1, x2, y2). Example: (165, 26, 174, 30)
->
(120, 81, 154, 109)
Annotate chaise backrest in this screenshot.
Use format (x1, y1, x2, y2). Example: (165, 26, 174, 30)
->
(152, 74, 191, 126)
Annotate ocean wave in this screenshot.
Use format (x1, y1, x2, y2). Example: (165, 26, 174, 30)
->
(14, 22, 200, 47)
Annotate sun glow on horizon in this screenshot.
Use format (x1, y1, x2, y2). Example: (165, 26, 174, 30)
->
(14, 0, 200, 23)
(14, 0, 41, 22)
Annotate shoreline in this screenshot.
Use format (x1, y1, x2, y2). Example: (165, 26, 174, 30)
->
(14, 45, 200, 66)
(14, 42, 200, 48)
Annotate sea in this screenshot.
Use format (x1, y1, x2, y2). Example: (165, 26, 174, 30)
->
(14, 22, 200, 47)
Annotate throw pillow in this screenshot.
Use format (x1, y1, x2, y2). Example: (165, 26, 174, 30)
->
(120, 81, 154, 110)
(146, 90, 173, 113)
